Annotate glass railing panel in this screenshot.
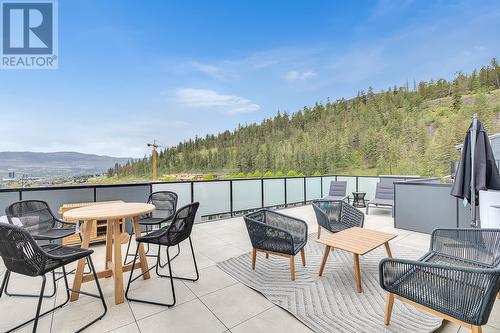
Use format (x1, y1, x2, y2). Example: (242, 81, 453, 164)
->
(306, 177, 321, 201)
(357, 177, 380, 201)
(263, 179, 285, 207)
(0, 191, 21, 217)
(233, 180, 262, 212)
(23, 188, 94, 218)
(193, 181, 230, 216)
(337, 176, 357, 197)
(286, 178, 304, 204)
(152, 183, 191, 208)
(96, 185, 150, 203)
(321, 176, 335, 197)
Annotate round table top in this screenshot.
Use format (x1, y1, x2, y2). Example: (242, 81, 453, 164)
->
(63, 202, 155, 221)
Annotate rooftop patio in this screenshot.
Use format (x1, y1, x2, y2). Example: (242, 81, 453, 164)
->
(1, 204, 499, 333)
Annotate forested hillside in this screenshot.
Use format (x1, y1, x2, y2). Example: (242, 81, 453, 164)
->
(109, 59, 500, 179)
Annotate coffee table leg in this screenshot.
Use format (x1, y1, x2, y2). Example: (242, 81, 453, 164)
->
(319, 245, 331, 276)
(384, 242, 393, 258)
(133, 216, 151, 280)
(71, 220, 92, 301)
(353, 254, 362, 293)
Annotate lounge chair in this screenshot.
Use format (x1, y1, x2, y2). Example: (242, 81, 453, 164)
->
(323, 181, 349, 201)
(365, 182, 394, 216)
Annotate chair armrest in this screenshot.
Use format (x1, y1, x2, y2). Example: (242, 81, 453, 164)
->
(340, 203, 364, 228)
(53, 218, 77, 230)
(380, 258, 500, 325)
(264, 210, 307, 243)
(312, 203, 331, 230)
(244, 217, 295, 254)
(431, 228, 500, 267)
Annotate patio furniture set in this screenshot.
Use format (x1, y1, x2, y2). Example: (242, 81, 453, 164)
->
(0, 182, 499, 333)
(243, 181, 500, 333)
(0, 191, 200, 332)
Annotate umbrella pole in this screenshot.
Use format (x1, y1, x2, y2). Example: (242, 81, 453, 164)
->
(470, 114, 478, 227)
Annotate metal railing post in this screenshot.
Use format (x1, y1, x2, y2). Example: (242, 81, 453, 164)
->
(261, 179, 264, 208)
(190, 182, 194, 203)
(284, 178, 287, 207)
(303, 177, 307, 204)
(320, 176, 323, 197)
(229, 180, 233, 216)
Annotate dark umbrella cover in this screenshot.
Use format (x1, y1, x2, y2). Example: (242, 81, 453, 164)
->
(451, 119, 500, 205)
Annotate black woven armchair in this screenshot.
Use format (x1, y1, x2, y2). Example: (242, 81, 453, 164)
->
(0, 223, 107, 333)
(312, 200, 364, 239)
(380, 228, 500, 333)
(125, 202, 199, 307)
(124, 191, 178, 265)
(243, 209, 308, 281)
(4, 200, 77, 299)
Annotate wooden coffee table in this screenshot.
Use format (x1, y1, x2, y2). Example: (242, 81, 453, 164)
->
(317, 227, 397, 293)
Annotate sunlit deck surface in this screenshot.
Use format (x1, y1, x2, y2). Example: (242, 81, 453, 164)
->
(1, 205, 499, 333)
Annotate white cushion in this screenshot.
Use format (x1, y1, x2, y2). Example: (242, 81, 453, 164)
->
(0, 215, 23, 226)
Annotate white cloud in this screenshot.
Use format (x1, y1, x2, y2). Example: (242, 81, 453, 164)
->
(285, 70, 316, 81)
(175, 88, 260, 115)
(190, 61, 223, 79)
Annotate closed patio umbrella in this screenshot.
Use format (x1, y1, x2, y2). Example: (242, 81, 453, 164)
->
(451, 115, 500, 227)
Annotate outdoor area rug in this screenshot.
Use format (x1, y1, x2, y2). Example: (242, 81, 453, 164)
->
(218, 233, 442, 333)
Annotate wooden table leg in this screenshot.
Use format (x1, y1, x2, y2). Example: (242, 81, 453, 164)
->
(318, 245, 331, 276)
(112, 219, 125, 304)
(353, 254, 362, 293)
(71, 220, 93, 301)
(105, 220, 113, 270)
(133, 216, 150, 280)
(384, 242, 393, 258)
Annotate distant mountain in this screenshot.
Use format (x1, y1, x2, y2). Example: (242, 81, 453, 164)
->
(0, 151, 132, 177)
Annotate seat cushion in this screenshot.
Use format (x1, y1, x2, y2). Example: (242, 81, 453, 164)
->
(369, 198, 393, 207)
(32, 228, 75, 240)
(138, 217, 168, 226)
(323, 195, 347, 201)
(41, 244, 93, 274)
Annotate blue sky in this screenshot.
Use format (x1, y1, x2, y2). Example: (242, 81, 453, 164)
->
(1, 0, 499, 157)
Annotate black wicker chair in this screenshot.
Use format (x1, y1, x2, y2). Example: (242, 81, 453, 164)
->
(0, 223, 107, 333)
(380, 228, 500, 333)
(312, 200, 364, 239)
(123, 191, 178, 265)
(243, 209, 308, 281)
(125, 202, 199, 307)
(4, 200, 77, 298)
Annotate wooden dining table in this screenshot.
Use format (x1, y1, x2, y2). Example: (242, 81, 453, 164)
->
(63, 202, 155, 304)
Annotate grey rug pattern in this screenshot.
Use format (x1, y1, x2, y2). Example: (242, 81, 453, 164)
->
(218, 234, 442, 333)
